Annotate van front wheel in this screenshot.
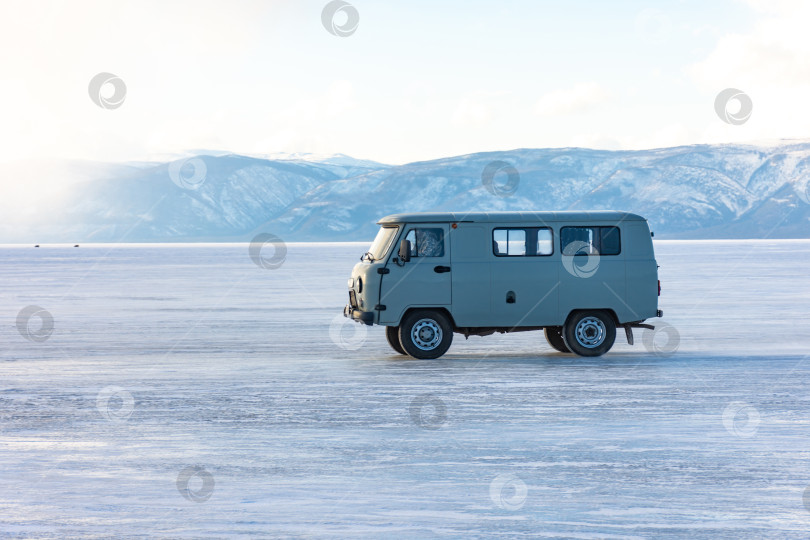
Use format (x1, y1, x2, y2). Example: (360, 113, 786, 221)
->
(398, 310, 453, 359)
(544, 326, 571, 353)
(562, 311, 616, 357)
(385, 326, 406, 355)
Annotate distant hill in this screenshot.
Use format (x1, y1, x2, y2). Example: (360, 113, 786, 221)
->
(3, 142, 810, 242)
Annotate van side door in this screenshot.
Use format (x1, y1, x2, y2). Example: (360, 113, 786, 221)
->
(378, 224, 452, 325)
(489, 225, 560, 327)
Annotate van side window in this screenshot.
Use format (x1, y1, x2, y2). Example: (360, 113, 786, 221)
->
(600, 227, 621, 255)
(493, 227, 553, 256)
(561, 226, 621, 256)
(536, 228, 553, 255)
(404, 228, 445, 257)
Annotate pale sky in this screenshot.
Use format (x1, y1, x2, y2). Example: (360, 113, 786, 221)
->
(1, 0, 809, 167)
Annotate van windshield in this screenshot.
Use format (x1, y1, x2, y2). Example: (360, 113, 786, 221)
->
(365, 226, 398, 261)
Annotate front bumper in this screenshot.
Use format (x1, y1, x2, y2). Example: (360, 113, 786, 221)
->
(344, 304, 374, 325)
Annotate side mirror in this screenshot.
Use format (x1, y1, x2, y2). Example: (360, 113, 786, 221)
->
(398, 238, 411, 262)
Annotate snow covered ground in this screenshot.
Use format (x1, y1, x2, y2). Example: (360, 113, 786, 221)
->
(2, 240, 810, 538)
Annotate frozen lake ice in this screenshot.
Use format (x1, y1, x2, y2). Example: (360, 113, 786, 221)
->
(2, 240, 810, 538)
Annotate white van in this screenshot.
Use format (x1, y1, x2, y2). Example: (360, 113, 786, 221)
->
(343, 212, 662, 358)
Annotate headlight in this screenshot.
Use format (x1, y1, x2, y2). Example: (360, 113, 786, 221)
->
(347, 277, 355, 289)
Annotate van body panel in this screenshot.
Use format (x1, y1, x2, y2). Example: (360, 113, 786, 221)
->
(449, 225, 492, 326)
(558, 258, 631, 322)
(558, 241, 629, 323)
(489, 255, 560, 326)
(624, 222, 659, 320)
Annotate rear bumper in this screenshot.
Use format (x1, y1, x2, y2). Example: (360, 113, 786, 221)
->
(344, 304, 374, 325)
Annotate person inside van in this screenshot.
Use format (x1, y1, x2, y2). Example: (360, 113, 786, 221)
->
(404, 228, 445, 257)
(416, 229, 442, 257)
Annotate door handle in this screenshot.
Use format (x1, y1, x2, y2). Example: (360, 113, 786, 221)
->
(434, 265, 451, 273)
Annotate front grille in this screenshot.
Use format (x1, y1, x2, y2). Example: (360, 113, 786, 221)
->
(349, 290, 358, 308)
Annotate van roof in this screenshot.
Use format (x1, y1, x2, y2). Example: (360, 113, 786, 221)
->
(378, 211, 646, 225)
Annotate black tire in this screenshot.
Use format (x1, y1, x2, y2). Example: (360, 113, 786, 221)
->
(544, 326, 571, 353)
(398, 310, 453, 359)
(562, 310, 616, 357)
(385, 326, 407, 355)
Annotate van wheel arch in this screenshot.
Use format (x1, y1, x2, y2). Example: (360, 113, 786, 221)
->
(564, 308, 619, 328)
(398, 307, 457, 330)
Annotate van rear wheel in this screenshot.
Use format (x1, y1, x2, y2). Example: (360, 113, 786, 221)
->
(398, 310, 453, 359)
(385, 326, 406, 355)
(562, 310, 616, 357)
(544, 326, 571, 353)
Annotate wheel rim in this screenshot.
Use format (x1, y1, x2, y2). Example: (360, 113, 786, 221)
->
(574, 316, 606, 348)
(411, 318, 442, 351)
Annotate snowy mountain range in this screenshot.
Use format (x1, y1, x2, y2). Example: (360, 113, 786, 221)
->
(4, 142, 810, 242)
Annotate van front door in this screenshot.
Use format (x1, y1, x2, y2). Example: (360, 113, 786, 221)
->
(378, 224, 452, 325)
